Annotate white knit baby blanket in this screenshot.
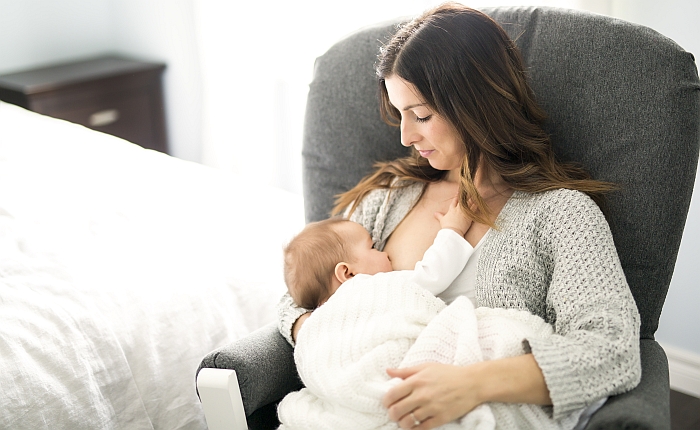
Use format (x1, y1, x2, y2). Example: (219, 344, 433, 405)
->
(277, 272, 583, 430)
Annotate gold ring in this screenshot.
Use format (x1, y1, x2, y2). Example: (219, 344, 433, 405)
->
(410, 411, 420, 427)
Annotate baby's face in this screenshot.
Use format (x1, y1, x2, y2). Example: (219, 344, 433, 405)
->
(340, 222, 393, 275)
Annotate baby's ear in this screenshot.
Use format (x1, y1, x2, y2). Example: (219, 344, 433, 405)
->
(334, 262, 353, 283)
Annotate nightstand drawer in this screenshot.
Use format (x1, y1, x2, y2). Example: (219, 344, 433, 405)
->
(36, 89, 157, 149)
(0, 56, 168, 154)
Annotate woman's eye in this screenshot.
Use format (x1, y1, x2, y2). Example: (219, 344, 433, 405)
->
(416, 114, 432, 123)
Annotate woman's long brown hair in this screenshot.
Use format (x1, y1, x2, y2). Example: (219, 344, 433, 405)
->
(333, 3, 614, 225)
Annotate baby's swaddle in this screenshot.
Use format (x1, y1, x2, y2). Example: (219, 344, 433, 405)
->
(277, 271, 583, 430)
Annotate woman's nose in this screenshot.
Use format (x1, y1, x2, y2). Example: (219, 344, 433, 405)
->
(400, 119, 419, 147)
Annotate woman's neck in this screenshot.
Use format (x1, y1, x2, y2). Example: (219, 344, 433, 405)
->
(447, 162, 512, 199)
(477, 158, 512, 195)
(445, 168, 462, 184)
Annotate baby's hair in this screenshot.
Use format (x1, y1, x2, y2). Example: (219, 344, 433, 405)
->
(283, 217, 352, 309)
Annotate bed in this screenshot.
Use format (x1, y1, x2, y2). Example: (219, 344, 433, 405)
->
(0, 100, 305, 430)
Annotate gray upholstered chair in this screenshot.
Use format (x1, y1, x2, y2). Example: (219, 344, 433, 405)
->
(198, 6, 700, 429)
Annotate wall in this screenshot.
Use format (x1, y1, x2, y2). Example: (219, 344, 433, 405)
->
(0, 1, 111, 72)
(106, 0, 202, 162)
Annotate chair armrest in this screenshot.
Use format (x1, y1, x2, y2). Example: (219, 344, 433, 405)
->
(197, 368, 248, 430)
(585, 339, 670, 430)
(196, 322, 303, 417)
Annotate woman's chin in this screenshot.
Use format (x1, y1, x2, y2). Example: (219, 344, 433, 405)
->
(428, 159, 459, 173)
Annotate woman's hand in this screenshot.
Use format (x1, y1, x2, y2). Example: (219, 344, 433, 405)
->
(383, 355, 551, 429)
(383, 363, 483, 429)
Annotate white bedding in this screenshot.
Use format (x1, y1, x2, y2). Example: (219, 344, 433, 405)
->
(0, 101, 305, 429)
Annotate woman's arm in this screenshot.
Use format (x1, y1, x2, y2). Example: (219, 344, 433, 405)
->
(384, 190, 641, 428)
(291, 311, 311, 342)
(383, 354, 550, 430)
(277, 293, 310, 346)
(525, 191, 641, 419)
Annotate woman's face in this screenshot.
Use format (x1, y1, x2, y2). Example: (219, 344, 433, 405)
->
(384, 75, 465, 175)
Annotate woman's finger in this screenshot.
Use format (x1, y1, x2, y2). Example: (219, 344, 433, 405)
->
(414, 416, 440, 430)
(391, 399, 425, 428)
(382, 376, 412, 409)
(386, 391, 423, 423)
(398, 408, 430, 430)
(386, 366, 424, 380)
(383, 366, 428, 420)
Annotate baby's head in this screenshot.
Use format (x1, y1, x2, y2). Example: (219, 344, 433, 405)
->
(283, 218, 392, 309)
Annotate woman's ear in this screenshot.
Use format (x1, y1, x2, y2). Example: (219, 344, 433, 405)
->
(334, 262, 354, 284)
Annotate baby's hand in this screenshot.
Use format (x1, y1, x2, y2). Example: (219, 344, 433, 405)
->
(434, 197, 473, 236)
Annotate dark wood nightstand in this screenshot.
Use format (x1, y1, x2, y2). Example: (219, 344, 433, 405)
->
(0, 55, 168, 154)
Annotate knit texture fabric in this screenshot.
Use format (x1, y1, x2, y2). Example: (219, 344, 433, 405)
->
(279, 186, 641, 420)
(278, 272, 583, 429)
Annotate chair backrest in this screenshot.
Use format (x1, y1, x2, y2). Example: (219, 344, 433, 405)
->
(301, 6, 700, 340)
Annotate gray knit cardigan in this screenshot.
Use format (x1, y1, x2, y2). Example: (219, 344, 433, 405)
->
(279, 183, 641, 421)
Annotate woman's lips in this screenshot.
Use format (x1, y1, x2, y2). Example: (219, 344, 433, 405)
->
(418, 149, 434, 158)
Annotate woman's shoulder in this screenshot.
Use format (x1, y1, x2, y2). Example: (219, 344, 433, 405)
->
(349, 180, 423, 216)
(501, 188, 608, 238)
(509, 188, 601, 217)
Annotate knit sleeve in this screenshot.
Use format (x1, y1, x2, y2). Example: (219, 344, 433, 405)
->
(526, 191, 641, 420)
(277, 292, 310, 347)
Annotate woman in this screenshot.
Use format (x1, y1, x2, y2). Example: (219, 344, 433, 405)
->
(278, 3, 641, 429)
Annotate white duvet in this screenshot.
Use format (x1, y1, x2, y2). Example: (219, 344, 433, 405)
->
(278, 271, 584, 430)
(0, 102, 305, 429)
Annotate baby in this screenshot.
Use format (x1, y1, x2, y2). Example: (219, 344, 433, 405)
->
(283, 198, 473, 309)
(278, 200, 592, 430)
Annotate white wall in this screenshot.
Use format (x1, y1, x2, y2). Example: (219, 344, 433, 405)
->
(106, 0, 202, 163)
(0, 1, 111, 72)
(0, 0, 698, 356)
(192, 0, 446, 195)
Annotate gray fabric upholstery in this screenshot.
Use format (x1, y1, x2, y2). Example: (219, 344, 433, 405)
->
(196, 323, 302, 418)
(585, 339, 670, 429)
(482, 6, 700, 342)
(200, 7, 699, 429)
(302, 18, 405, 223)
